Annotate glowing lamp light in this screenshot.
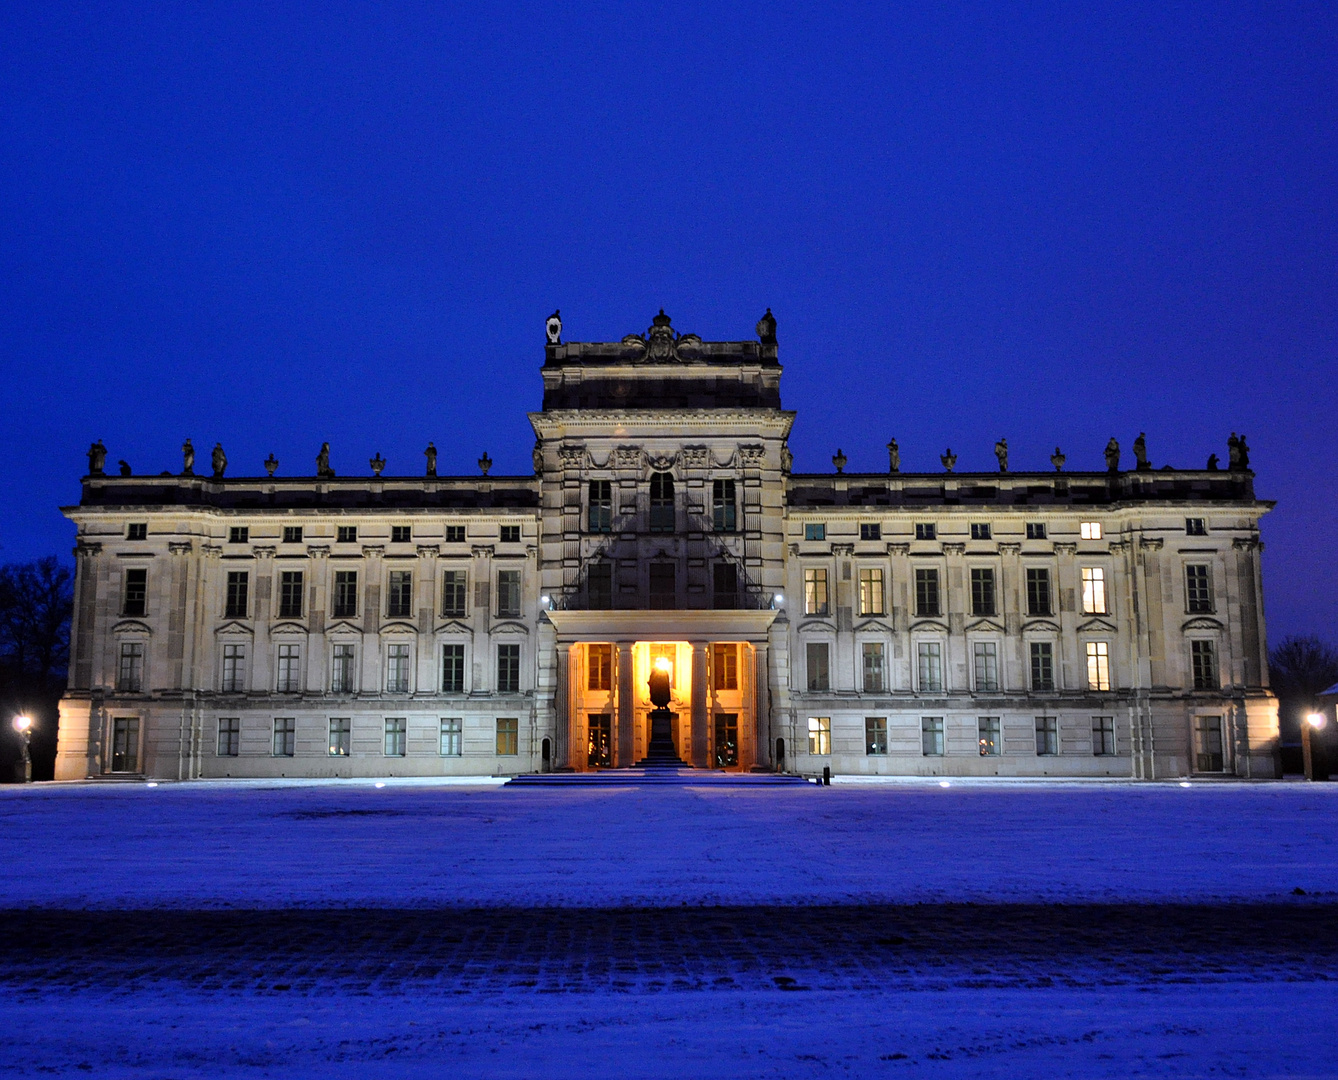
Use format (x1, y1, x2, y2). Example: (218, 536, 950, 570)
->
(938, 780, 951, 788)
(12, 715, 31, 733)
(653, 657, 673, 673)
(1306, 712, 1326, 730)
(1180, 781, 1192, 788)
(773, 593, 785, 607)
(374, 782, 385, 789)
(539, 595, 551, 609)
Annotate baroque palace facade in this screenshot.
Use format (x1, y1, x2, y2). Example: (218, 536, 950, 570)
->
(56, 310, 1279, 781)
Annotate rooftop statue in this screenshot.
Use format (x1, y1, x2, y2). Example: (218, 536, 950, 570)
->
(1206, 453, 1220, 471)
(1050, 446, 1066, 472)
(478, 451, 492, 476)
(118, 460, 131, 476)
(886, 438, 900, 474)
(545, 309, 562, 344)
(1228, 433, 1250, 471)
(756, 307, 777, 345)
(424, 442, 437, 477)
(1104, 437, 1121, 473)
(316, 442, 335, 478)
(832, 448, 847, 474)
(181, 438, 195, 477)
(87, 440, 107, 476)
(1133, 432, 1151, 471)
(994, 437, 1009, 473)
(940, 448, 957, 473)
(264, 454, 278, 476)
(211, 443, 227, 479)
(370, 453, 386, 477)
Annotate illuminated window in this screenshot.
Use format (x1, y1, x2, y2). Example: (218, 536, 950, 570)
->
(1194, 715, 1224, 772)
(970, 568, 995, 616)
(804, 568, 829, 615)
(225, 571, 249, 618)
(587, 714, 612, 767)
(973, 642, 999, 692)
(337, 526, 356, 543)
(1035, 716, 1057, 756)
(278, 571, 303, 618)
(442, 570, 467, 617)
(1081, 567, 1107, 614)
(497, 644, 521, 693)
(1186, 518, 1207, 536)
(917, 641, 943, 692)
(1026, 522, 1046, 540)
(588, 644, 613, 691)
(588, 481, 613, 533)
(921, 716, 944, 756)
(217, 717, 240, 757)
(970, 523, 991, 540)
(807, 716, 831, 755)
(1186, 565, 1214, 613)
(221, 644, 246, 693)
(1086, 642, 1111, 691)
(386, 644, 411, 693)
(1092, 716, 1116, 756)
(1026, 568, 1052, 616)
(500, 525, 520, 543)
(865, 717, 887, 755)
(276, 644, 301, 692)
(387, 570, 413, 618)
(1191, 640, 1217, 690)
(915, 522, 936, 540)
(328, 718, 350, 757)
(440, 718, 462, 757)
(649, 472, 675, 533)
(445, 525, 466, 543)
(860, 523, 881, 541)
(283, 526, 303, 544)
(806, 642, 830, 691)
(272, 717, 295, 757)
(496, 717, 519, 756)
(384, 717, 406, 757)
(978, 716, 1000, 756)
(858, 567, 884, 615)
(127, 523, 147, 541)
(1080, 522, 1102, 540)
(441, 644, 464, 692)
(1029, 642, 1055, 691)
(862, 642, 885, 692)
(915, 568, 940, 617)
(391, 525, 412, 543)
(712, 480, 737, 532)
(713, 644, 738, 691)
(332, 571, 358, 618)
(804, 523, 826, 541)
(123, 568, 147, 617)
(331, 644, 355, 693)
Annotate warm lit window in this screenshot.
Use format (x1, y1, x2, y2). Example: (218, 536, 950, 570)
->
(1081, 567, 1107, 614)
(713, 644, 738, 690)
(496, 718, 519, 756)
(1026, 568, 1052, 616)
(978, 716, 1000, 756)
(1092, 716, 1116, 756)
(649, 472, 675, 533)
(496, 570, 522, 617)
(970, 568, 995, 616)
(921, 716, 944, 756)
(860, 523, 881, 541)
(278, 571, 303, 618)
(221, 644, 246, 692)
(1035, 716, 1057, 756)
(387, 570, 413, 618)
(123, 569, 147, 617)
(807, 716, 831, 756)
(441, 644, 465, 692)
(440, 718, 462, 757)
(973, 641, 999, 692)
(386, 644, 411, 693)
(804, 523, 826, 541)
(276, 644, 301, 692)
(1191, 640, 1218, 690)
(272, 717, 295, 757)
(1029, 641, 1055, 691)
(804, 568, 829, 616)
(332, 571, 358, 618)
(806, 642, 830, 691)
(217, 717, 240, 757)
(328, 718, 350, 757)
(587, 714, 612, 767)
(970, 523, 991, 540)
(865, 717, 887, 756)
(225, 571, 249, 618)
(858, 568, 885, 615)
(915, 522, 936, 540)
(915, 568, 940, 617)
(588, 480, 613, 533)
(862, 642, 885, 692)
(1080, 522, 1102, 540)
(712, 480, 736, 532)
(1186, 565, 1214, 614)
(442, 570, 467, 617)
(497, 644, 521, 693)
(384, 717, 407, 757)
(917, 641, 944, 692)
(588, 644, 613, 691)
(1086, 642, 1111, 691)
(331, 643, 355, 693)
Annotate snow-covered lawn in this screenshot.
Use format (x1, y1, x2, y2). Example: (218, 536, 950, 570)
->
(0, 778, 1335, 907)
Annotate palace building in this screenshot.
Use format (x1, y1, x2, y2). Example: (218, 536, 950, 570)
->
(55, 310, 1279, 781)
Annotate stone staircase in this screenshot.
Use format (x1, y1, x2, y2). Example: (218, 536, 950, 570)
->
(505, 767, 814, 788)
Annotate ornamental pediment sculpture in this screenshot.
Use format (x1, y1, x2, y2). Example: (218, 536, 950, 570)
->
(614, 446, 644, 469)
(620, 310, 704, 362)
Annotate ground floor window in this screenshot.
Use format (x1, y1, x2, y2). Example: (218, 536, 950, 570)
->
(1035, 716, 1057, 756)
(440, 718, 462, 757)
(111, 717, 140, 772)
(329, 718, 350, 757)
(978, 716, 1000, 757)
(921, 716, 944, 756)
(272, 717, 295, 757)
(807, 716, 831, 756)
(216, 717, 239, 757)
(865, 717, 887, 755)
(714, 713, 739, 767)
(497, 717, 519, 756)
(384, 717, 406, 757)
(587, 713, 612, 767)
(1092, 716, 1115, 756)
(1195, 715, 1224, 772)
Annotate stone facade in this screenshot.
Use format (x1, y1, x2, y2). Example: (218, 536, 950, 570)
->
(56, 311, 1279, 780)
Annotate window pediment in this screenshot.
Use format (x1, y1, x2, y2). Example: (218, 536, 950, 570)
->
(1078, 617, 1119, 634)
(855, 617, 894, 634)
(270, 621, 308, 636)
(435, 619, 472, 635)
(798, 618, 837, 634)
(214, 621, 254, 637)
(1182, 616, 1225, 632)
(1022, 619, 1061, 634)
(966, 618, 1005, 634)
(111, 619, 153, 636)
(491, 620, 531, 635)
(380, 621, 418, 636)
(910, 619, 949, 634)
(326, 620, 361, 637)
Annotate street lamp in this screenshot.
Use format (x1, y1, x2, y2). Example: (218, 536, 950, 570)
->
(1302, 711, 1329, 782)
(12, 715, 32, 783)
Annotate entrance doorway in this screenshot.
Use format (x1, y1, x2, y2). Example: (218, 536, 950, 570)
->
(714, 713, 739, 767)
(111, 717, 140, 773)
(588, 713, 612, 768)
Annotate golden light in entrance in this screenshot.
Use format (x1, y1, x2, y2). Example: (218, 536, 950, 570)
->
(653, 657, 673, 673)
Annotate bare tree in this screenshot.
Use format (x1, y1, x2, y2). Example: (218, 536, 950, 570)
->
(0, 557, 73, 683)
(1269, 635, 1338, 744)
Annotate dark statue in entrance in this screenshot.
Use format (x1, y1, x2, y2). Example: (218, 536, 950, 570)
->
(638, 658, 687, 767)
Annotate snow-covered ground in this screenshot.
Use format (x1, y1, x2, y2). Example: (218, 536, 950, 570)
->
(0, 777, 1335, 907)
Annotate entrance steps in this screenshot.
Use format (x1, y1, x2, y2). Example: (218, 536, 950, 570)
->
(505, 767, 813, 788)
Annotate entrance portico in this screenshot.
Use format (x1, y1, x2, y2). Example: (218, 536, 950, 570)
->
(546, 610, 778, 771)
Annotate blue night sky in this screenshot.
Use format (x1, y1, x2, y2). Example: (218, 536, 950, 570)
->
(1, 3, 1334, 641)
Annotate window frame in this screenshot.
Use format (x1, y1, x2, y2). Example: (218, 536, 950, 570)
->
(1035, 716, 1058, 756)
(499, 524, 521, 544)
(330, 642, 356, 693)
(861, 640, 885, 693)
(328, 717, 351, 757)
(385, 642, 412, 693)
(969, 567, 996, 617)
(587, 480, 613, 534)
(970, 522, 991, 540)
(858, 566, 885, 616)
(332, 570, 358, 619)
(1079, 521, 1102, 540)
(496, 643, 522, 694)
(282, 526, 303, 544)
(978, 716, 1001, 757)
(648, 471, 675, 534)
(1025, 567, 1052, 616)
(648, 562, 676, 610)
(441, 642, 466, 693)
(221, 643, 246, 693)
(804, 567, 830, 616)
(496, 717, 519, 756)
(860, 522, 882, 541)
(336, 525, 357, 543)
(1085, 641, 1111, 692)
(807, 716, 831, 756)
(278, 571, 304, 619)
(1190, 639, 1218, 690)
(1185, 564, 1214, 614)
(496, 569, 523, 618)
(1081, 566, 1108, 615)
(386, 569, 413, 619)
(272, 717, 296, 758)
(915, 522, 936, 541)
(712, 643, 739, 691)
(122, 568, 148, 617)
(921, 716, 944, 757)
(1092, 716, 1116, 757)
(441, 569, 468, 618)
(805, 641, 831, 692)
(229, 526, 249, 544)
(972, 640, 1000, 692)
(865, 716, 888, 756)
(275, 643, 302, 693)
(712, 479, 737, 532)
(804, 523, 826, 542)
(384, 717, 407, 757)
(225, 571, 249, 618)
(439, 717, 463, 757)
(914, 567, 941, 617)
(216, 717, 240, 757)
(916, 639, 945, 693)
(1025, 522, 1046, 540)
(1029, 640, 1056, 692)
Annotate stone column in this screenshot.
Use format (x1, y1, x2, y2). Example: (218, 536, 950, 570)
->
(753, 640, 771, 769)
(616, 642, 635, 767)
(554, 642, 571, 769)
(691, 640, 709, 767)
(415, 545, 439, 692)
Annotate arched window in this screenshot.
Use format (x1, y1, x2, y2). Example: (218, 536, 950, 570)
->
(649, 472, 675, 533)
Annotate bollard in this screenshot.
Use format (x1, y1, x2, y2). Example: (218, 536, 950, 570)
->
(822, 765, 831, 786)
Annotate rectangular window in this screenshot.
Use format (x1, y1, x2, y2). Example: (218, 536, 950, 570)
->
(1191, 640, 1218, 690)
(439, 718, 462, 757)
(917, 641, 944, 692)
(123, 568, 147, 617)
(328, 717, 351, 757)
(858, 567, 885, 616)
(1086, 642, 1111, 691)
(496, 570, 522, 617)
(1030, 641, 1055, 691)
(862, 641, 885, 692)
(276, 644, 301, 692)
(384, 717, 406, 757)
(1195, 715, 1224, 772)
(1035, 716, 1058, 756)
(117, 642, 144, 691)
(973, 641, 1000, 692)
(278, 571, 303, 618)
(1186, 518, 1207, 537)
(337, 525, 357, 543)
(221, 644, 246, 693)
(1092, 716, 1116, 756)
(713, 643, 739, 691)
(915, 568, 940, 617)
(385, 643, 411, 693)
(588, 644, 613, 691)
(272, 717, 295, 757)
(978, 716, 1001, 756)
(441, 570, 467, 617)
(283, 526, 303, 544)
(1025, 522, 1046, 540)
(391, 525, 412, 544)
(127, 523, 147, 541)
(331, 643, 355, 693)
(713, 563, 738, 610)
(804, 568, 829, 615)
(229, 526, 249, 544)
(712, 480, 737, 532)
(500, 525, 521, 543)
(588, 480, 613, 533)
(806, 642, 830, 691)
(586, 563, 612, 610)
(1026, 567, 1052, 616)
(921, 716, 944, 757)
(387, 570, 413, 618)
(497, 644, 521, 693)
(441, 643, 465, 692)
(807, 716, 831, 755)
(1186, 565, 1214, 613)
(225, 571, 249, 618)
(111, 717, 140, 772)
(970, 568, 996, 616)
(649, 472, 675, 533)
(1080, 522, 1102, 540)
(970, 522, 991, 540)
(444, 525, 466, 544)
(915, 522, 936, 540)
(1081, 567, 1107, 614)
(649, 563, 676, 610)
(332, 571, 358, 618)
(865, 717, 888, 755)
(804, 523, 826, 541)
(860, 523, 881, 541)
(496, 717, 519, 756)
(714, 713, 739, 767)
(216, 717, 240, 757)
(587, 713, 612, 767)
